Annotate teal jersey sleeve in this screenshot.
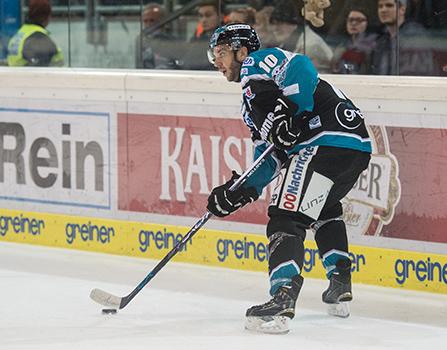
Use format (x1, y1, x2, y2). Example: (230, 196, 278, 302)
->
(243, 140, 284, 195)
(282, 54, 319, 112)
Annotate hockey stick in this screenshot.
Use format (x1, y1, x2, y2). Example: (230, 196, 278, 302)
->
(90, 143, 275, 310)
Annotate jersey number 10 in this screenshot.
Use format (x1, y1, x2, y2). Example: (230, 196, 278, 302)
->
(259, 54, 278, 73)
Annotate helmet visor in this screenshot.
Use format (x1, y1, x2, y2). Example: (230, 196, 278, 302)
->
(207, 44, 232, 65)
(207, 48, 216, 65)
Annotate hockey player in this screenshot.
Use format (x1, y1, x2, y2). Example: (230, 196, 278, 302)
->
(206, 23, 371, 334)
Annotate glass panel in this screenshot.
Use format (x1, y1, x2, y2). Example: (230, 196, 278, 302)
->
(398, 0, 447, 76)
(0, 0, 21, 66)
(49, 1, 70, 67)
(430, 5, 447, 76)
(321, 1, 377, 75)
(268, 0, 334, 73)
(323, 0, 447, 77)
(134, 0, 226, 70)
(1, 0, 445, 74)
(1, 0, 68, 67)
(66, 0, 142, 68)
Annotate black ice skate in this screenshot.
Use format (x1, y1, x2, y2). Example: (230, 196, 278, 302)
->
(245, 275, 304, 334)
(322, 259, 352, 318)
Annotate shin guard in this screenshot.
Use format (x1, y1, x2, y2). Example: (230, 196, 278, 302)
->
(267, 216, 306, 295)
(314, 218, 350, 278)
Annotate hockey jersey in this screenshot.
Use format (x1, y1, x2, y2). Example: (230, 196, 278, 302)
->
(240, 47, 372, 194)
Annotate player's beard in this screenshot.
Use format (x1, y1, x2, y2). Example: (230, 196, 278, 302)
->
(228, 60, 242, 82)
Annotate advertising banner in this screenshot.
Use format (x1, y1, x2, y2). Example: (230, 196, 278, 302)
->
(118, 113, 267, 223)
(0, 107, 111, 209)
(1, 208, 446, 294)
(118, 113, 447, 245)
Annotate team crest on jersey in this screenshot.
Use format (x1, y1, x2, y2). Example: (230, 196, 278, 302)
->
(240, 68, 248, 75)
(273, 59, 288, 87)
(242, 57, 255, 66)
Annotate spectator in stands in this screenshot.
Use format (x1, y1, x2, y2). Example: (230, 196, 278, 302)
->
(331, 8, 377, 74)
(370, 0, 435, 75)
(183, 0, 224, 70)
(192, 0, 222, 42)
(227, 7, 257, 26)
(253, 6, 276, 48)
(7, 0, 64, 66)
(135, 3, 178, 69)
(269, 0, 333, 73)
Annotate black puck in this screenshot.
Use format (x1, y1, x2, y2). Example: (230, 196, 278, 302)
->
(102, 309, 118, 314)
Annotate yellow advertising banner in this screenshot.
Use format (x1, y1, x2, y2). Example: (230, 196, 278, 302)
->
(1, 208, 446, 294)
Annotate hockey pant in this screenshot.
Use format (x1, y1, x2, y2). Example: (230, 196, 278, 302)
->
(266, 146, 370, 294)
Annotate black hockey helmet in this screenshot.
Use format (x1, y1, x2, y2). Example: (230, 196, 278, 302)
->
(207, 23, 261, 64)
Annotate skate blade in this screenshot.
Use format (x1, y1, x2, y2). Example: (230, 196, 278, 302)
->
(327, 302, 350, 318)
(245, 316, 290, 334)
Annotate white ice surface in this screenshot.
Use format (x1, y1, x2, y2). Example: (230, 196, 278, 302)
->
(1, 242, 446, 350)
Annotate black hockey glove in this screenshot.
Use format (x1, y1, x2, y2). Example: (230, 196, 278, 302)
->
(262, 97, 300, 151)
(207, 171, 259, 217)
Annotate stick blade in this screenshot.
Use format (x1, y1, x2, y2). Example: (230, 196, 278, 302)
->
(90, 288, 122, 309)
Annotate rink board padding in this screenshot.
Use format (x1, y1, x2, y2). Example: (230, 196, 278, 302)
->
(1, 208, 446, 295)
(1, 71, 447, 296)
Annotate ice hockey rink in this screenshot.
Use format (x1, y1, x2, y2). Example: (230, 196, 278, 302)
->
(1, 241, 446, 350)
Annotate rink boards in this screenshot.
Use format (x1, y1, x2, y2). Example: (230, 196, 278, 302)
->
(0, 207, 446, 294)
(0, 68, 447, 295)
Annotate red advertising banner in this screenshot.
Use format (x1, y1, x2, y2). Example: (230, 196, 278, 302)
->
(381, 127, 447, 243)
(118, 113, 447, 244)
(118, 114, 269, 224)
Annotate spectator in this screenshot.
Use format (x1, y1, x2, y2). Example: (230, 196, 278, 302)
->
(331, 8, 377, 74)
(269, 0, 333, 73)
(183, 0, 224, 70)
(192, 0, 222, 42)
(135, 3, 178, 69)
(253, 6, 276, 47)
(370, 0, 435, 75)
(7, 0, 64, 66)
(227, 7, 257, 26)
